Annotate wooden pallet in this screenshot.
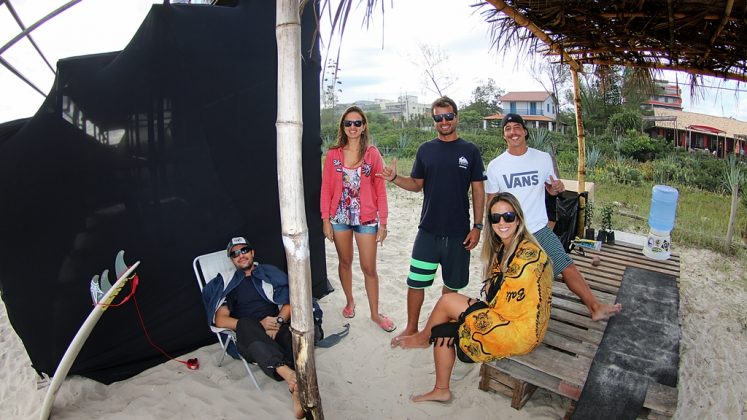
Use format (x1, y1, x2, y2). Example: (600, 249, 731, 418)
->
(479, 241, 680, 418)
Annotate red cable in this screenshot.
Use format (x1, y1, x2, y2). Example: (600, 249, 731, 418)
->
(133, 294, 200, 370)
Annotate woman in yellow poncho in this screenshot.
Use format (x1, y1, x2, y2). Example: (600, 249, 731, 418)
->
(395, 192, 553, 403)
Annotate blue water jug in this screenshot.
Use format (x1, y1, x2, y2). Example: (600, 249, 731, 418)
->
(648, 185, 679, 232)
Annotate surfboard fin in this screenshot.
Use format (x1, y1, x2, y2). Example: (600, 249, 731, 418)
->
(114, 250, 128, 279)
(88, 251, 134, 305)
(99, 269, 113, 295)
(89, 274, 103, 306)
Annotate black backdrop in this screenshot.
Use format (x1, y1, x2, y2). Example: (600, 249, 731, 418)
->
(0, 0, 330, 384)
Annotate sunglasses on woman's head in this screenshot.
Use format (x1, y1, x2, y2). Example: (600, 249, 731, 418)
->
(343, 120, 363, 128)
(432, 112, 455, 123)
(230, 246, 252, 258)
(489, 212, 517, 224)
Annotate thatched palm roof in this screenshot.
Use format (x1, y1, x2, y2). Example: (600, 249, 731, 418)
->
(479, 0, 747, 82)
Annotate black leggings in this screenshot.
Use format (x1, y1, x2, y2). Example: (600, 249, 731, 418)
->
(235, 317, 294, 380)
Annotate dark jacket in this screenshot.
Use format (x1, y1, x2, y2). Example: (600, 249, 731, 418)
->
(202, 262, 290, 332)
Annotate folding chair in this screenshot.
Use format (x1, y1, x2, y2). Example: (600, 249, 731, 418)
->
(193, 250, 262, 391)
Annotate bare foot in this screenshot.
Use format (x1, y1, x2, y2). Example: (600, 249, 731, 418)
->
(591, 302, 622, 321)
(392, 333, 430, 349)
(390, 328, 418, 348)
(291, 386, 305, 419)
(411, 387, 452, 403)
(277, 365, 304, 418)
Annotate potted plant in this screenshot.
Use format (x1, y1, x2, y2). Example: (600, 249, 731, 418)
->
(601, 203, 615, 244)
(584, 200, 595, 240)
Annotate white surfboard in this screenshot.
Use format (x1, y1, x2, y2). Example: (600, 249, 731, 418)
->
(39, 251, 140, 420)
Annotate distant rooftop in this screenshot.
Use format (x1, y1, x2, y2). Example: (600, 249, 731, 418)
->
(500, 91, 552, 102)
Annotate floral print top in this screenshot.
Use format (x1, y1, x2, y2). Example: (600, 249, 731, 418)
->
(331, 166, 363, 225)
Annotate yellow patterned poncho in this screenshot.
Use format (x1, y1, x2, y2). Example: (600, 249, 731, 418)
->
(458, 240, 552, 362)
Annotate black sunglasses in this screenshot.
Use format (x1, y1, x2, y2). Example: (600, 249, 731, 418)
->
(343, 120, 363, 128)
(489, 212, 517, 224)
(230, 246, 252, 258)
(432, 113, 455, 123)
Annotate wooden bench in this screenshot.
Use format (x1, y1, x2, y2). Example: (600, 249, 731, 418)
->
(479, 241, 680, 418)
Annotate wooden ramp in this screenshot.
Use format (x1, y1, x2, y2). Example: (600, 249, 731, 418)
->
(479, 241, 680, 418)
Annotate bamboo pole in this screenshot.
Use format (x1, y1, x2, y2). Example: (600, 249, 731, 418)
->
(572, 68, 587, 238)
(276, 1, 322, 418)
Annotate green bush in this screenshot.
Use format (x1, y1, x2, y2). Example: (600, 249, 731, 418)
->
(618, 130, 663, 162)
(598, 161, 643, 185)
(607, 109, 642, 135)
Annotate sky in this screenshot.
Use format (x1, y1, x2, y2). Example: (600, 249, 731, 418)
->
(1, 0, 745, 124)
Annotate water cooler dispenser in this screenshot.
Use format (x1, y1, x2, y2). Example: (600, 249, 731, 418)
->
(643, 185, 679, 260)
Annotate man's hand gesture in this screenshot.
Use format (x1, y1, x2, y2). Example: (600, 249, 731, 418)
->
(376, 158, 398, 182)
(546, 175, 565, 196)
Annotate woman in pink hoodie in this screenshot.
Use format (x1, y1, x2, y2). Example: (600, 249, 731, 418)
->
(320, 106, 395, 332)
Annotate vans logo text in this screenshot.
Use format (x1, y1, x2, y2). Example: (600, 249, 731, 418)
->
(502, 171, 539, 188)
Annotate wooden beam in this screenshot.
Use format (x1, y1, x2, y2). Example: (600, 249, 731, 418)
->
(580, 58, 747, 83)
(698, 0, 734, 66)
(484, 0, 583, 72)
(588, 12, 736, 21)
(667, 0, 676, 65)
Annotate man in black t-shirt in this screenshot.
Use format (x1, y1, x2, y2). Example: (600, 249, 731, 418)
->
(379, 96, 486, 347)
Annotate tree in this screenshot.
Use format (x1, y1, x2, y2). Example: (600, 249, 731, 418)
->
(530, 57, 570, 113)
(620, 67, 655, 111)
(607, 109, 642, 136)
(724, 154, 745, 252)
(618, 129, 662, 161)
(322, 59, 342, 110)
(462, 78, 503, 116)
(412, 42, 456, 97)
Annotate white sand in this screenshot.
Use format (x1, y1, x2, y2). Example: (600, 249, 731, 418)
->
(1, 187, 745, 419)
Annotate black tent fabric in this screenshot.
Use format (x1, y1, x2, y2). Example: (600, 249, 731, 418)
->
(0, 1, 330, 384)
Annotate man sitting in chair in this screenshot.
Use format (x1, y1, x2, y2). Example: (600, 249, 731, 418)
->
(203, 236, 304, 419)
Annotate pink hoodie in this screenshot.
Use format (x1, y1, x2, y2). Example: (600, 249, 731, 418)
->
(320, 145, 388, 226)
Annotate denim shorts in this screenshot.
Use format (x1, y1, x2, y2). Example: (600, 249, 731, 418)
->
(332, 223, 378, 234)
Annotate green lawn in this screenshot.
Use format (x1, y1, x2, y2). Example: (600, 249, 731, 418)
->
(594, 182, 747, 252)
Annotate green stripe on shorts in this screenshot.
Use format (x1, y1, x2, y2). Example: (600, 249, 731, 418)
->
(408, 271, 436, 282)
(410, 259, 438, 271)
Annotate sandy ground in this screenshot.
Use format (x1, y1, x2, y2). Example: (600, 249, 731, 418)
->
(1, 186, 745, 419)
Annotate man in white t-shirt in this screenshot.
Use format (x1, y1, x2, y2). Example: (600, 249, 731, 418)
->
(486, 114, 621, 321)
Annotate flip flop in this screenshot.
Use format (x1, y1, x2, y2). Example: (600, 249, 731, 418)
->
(376, 314, 396, 332)
(342, 305, 355, 319)
(316, 323, 350, 348)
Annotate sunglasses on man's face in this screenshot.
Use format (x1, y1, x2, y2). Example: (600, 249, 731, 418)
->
(230, 246, 252, 258)
(432, 113, 456, 123)
(489, 212, 517, 224)
(343, 120, 363, 128)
